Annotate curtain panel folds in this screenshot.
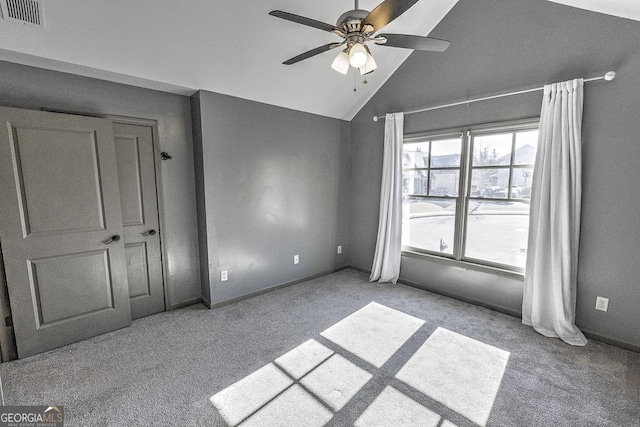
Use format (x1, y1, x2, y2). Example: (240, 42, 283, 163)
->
(523, 79, 587, 346)
(370, 112, 404, 284)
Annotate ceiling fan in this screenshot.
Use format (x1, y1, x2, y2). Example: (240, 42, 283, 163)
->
(269, 0, 450, 76)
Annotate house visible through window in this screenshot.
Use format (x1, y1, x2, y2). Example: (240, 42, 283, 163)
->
(402, 121, 539, 271)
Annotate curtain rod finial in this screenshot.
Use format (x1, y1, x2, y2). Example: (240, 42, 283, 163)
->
(373, 115, 379, 122)
(605, 71, 616, 81)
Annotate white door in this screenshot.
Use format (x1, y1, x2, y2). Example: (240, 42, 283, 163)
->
(113, 122, 165, 319)
(0, 106, 131, 358)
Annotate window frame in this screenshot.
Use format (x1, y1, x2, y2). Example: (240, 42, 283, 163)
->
(401, 118, 539, 273)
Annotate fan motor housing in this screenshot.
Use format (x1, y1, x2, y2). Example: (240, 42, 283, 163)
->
(336, 9, 369, 34)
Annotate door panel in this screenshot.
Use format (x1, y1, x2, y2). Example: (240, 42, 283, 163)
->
(114, 123, 165, 319)
(0, 106, 131, 358)
(10, 126, 106, 236)
(125, 242, 151, 298)
(114, 134, 145, 226)
(29, 249, 115, 326)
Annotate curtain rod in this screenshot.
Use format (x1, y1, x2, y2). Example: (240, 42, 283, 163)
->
(372, 71, 616, 122)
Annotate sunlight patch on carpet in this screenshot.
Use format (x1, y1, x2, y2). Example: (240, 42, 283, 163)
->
(354, 386, 441, 427)
(240, 384, 333, 427)
(320, 302, 425, 367)
(210, 363, 293, 426)
(395, 327, 510, 426)
(211, 303, 510, 426)
(274, 339, 333, 380)
(300, 354, 373, 411)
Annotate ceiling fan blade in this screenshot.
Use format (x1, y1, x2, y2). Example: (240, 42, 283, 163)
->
(283, 43, 341, 65)
(362, 0, 420, 32)
(269, 10, 337, 33)
(377, 34, 450, 51)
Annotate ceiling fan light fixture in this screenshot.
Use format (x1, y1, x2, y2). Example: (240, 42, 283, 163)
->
(270, 1, 452, 78)
(349, 43, 368, 68)
(331, 50, 350, 75)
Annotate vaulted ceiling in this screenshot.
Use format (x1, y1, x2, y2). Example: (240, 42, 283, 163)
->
(0, 1, 637, 120)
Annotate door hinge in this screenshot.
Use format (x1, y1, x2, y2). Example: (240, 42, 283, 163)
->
(4, 316, 12, 327)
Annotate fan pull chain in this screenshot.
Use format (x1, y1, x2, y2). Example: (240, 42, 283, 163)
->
(353, 71, 357, 92)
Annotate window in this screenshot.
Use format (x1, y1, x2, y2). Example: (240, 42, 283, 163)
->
(402, 135, 463, 256)
(402, 121, 539, 271)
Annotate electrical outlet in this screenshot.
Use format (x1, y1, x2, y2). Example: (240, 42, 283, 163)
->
(595, 296, 609, 312)
(337, 245, 342, 254)
(220, 270, 228, 282)
(294, 254, 299, 265)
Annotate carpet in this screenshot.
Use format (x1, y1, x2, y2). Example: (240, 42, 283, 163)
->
(0, 269, 638, 426)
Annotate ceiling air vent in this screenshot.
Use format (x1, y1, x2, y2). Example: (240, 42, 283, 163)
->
(0, 0, 44, 28)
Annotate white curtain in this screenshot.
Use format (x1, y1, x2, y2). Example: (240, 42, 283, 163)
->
(523, 79, 587, 346)
(370, 112, 404, 284)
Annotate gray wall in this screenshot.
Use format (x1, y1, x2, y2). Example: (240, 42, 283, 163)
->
(0, 60, 202, 309)
(350, 0, 640, 349)
(192, 90, 350, 306)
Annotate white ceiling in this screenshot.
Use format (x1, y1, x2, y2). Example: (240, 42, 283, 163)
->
(547, 0, 640, 22)
(0, 0, 458, 120)
(0, 1, 637, 121)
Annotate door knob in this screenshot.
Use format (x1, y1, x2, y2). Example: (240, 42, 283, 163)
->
(140, 229, 157, 236)
(103, 235, 121, 244)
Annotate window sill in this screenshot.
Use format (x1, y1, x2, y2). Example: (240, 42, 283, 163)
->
(401, 250, 525, 280)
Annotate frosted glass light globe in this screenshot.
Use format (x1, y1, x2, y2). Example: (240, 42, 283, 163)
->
(331, 51, 350, 75)
(349, 43, 368, 68)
